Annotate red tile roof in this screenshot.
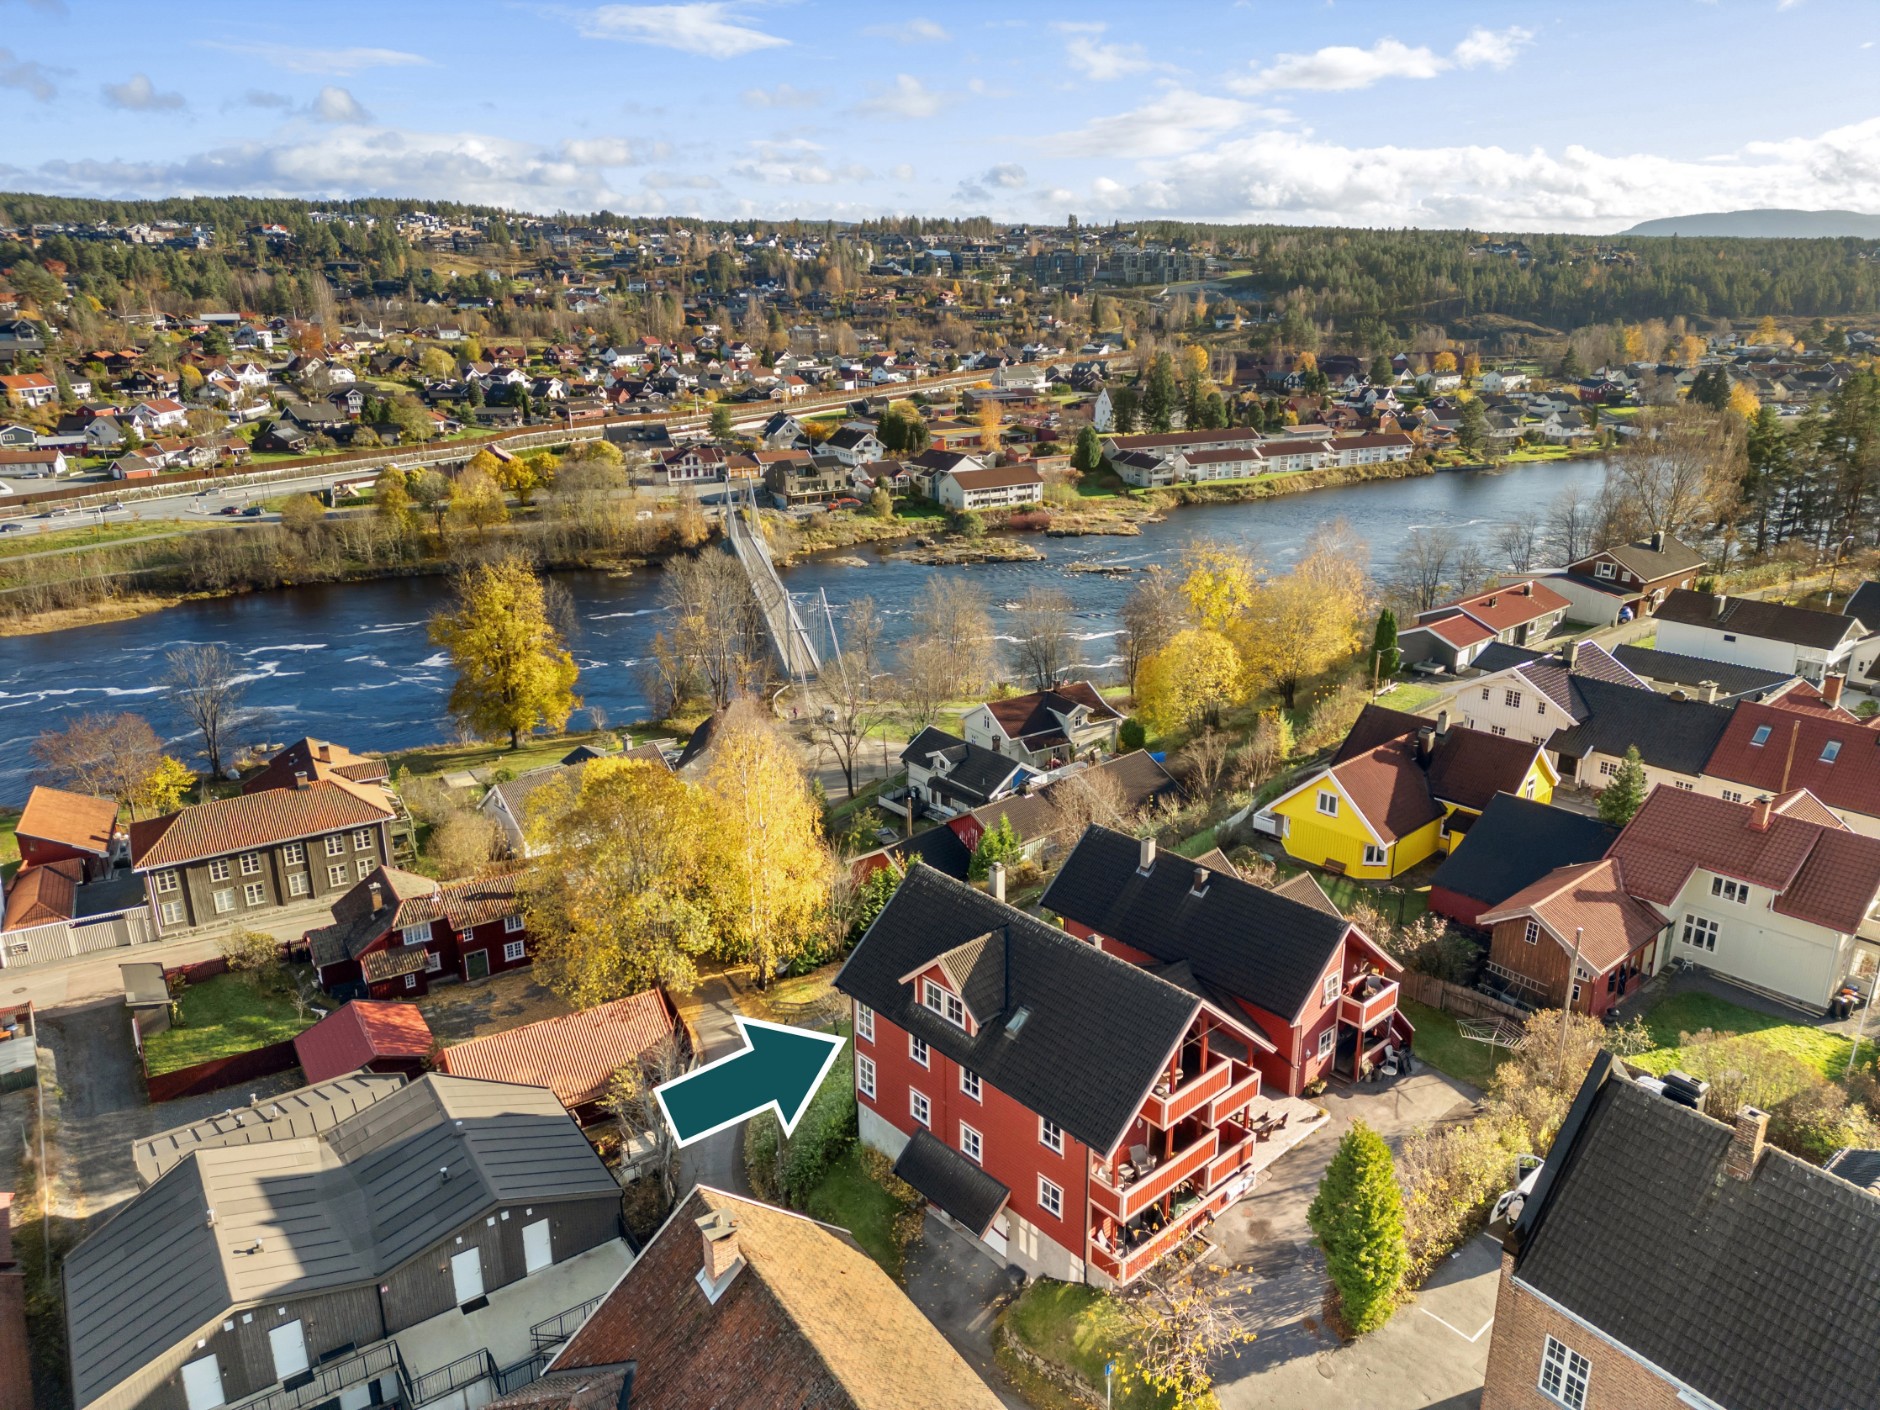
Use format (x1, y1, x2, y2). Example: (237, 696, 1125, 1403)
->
(1609, 787, 1880, 934)
(1319, 706, 1548, 842)
(1479, 859, 1668, 973)
(17, 785, 118, 855)
(242, 738, 389, 796)
(2, 858, 82, 931)
(292, 1000, 434, 1084)
(1417, 614, 1495, 650)
(1703, 702, 1880, 822)
(130, 780, 391, 870)
(979, 681, 1123, 748)
(439, 992, 678, 1111)
(1420, 579, 1571, 635)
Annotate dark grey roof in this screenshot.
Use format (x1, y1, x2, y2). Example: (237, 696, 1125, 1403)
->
(1546, 676, 1734, 775)
(1612, 644, 1799, 701)
(1825, 1147, 1880, 1192)
(1429, 793, 1618, 910)
(132, 1071, 408, 1187)
(886, 826, 976, 881)
(1587, 534, 1707, 582)
(1469, 642, 1545, 675)
(1513, 1064, 1880, 1410)
(834, 864, 1199, 1154)
(893, 1129, 1009, 1238)
(1842, 580, 1880, 628)
(73, 871, 146, 919)
(1656, 588, 1863, 650)
(66, 1075, 616, 1410)
(901, 727, 1029, 807)
(1039, 825, 1351, 1023)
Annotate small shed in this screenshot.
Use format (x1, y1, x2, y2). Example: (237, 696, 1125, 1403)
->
(292, 999, 434, 1084)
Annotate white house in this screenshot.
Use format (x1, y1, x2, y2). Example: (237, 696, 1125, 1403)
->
(1655, 589, 1873, 684)
(961, 681, 1124, 766)
(0, 447, 67, 478)
(1458, 642, 1649, 747)
(935, 462, 1044, 512)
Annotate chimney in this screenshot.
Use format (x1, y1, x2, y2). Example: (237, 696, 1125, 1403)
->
(1415, 725, 1435, 761)
(1566, 639, 1582, 670)
(695, 1210, 744, 1301)
(293, 770, 309, 790)
(1191, 865, 1209, 896)
(1138, 835, 1156, 873)
(1698, 680, 1719, 704)
(1724, 1106, 1769, 1182)
(1823, 673, 1846, 708)
(989, 861, 1006, 905)
(316, 743, 331, 763)
(1750, 795, 1773, 832)
(370, 880, 384, 913)
(1650, 528, 1666, 552)
(1435, 708, 1451, 738)
(1714, 592, 1729, 619)
(1520, 582, 1532, 596)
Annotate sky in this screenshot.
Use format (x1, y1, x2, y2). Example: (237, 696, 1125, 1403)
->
(4, 0, 1880, 232)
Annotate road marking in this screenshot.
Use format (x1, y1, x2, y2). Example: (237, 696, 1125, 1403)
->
(1419, 1308, 1494, 1343)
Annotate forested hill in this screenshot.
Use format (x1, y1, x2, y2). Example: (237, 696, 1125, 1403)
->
(1622, 209, 1880, 239)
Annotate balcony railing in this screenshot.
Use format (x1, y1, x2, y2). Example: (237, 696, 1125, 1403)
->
(1205, 1128, 1256, 1189)
(531, 1294, 604, 1352)
(230, 1340, 407, 1410)
(1339, 976, 1399, 1031)
(1088, 1187, 1226, 1286)
(1091, 1128, 1220, 1223)
(1142, 1061, 1233, 1129)
(1207, 1069, 1262, 1126)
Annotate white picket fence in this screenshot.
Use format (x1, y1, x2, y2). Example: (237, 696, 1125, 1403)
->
(0, 907, 156, 969)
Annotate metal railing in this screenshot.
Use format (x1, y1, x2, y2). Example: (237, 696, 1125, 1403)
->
(405, 1349, 496, 1408)
(530, 1295, 604, 1352)
(231, 1340, 407, 1410)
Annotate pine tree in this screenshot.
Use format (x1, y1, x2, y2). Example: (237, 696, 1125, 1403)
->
(1071, 423, 1103, 473)
(1598, 744, 1648, 825)
(1370, 610, 1401, 679)
(1307, 1120, 1407, 1335)
(968, 813, 1024, 882)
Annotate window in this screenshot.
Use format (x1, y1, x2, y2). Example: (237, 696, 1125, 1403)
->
(909, 1033, 930, 1068)
(1362, 844, 1386, 867)
(239, 853, 261, 876)
(1317, 1027, 1335, 1058)
(1750, 724, 1772, 747)
(857, 1054, 876, 1100)
(923, 979, 967, 1029)
(1723, 633, 1737, 643)
(208, 858, 231, 882)
(212, 889, 235, 915)
(242, 882, 265, 907)
(328, 864, 348, 887)
(404, 974, 418, 991)
(159, 899, 186, 926)
(1538, 1335, 1591, 1410)
(1523, 919, 1540, 945)
(910, 1089, 931, 1127)
(503, 913, 525, 933)
(402, 923, 430, 946)
(959, 1123, 983, 1165)
(155, 870, 179, 894)
(282, 842, 305, 865)
(1537, 698, 1547, 714)
(1595, 560, 1616, 579)
(287, 872, 309, 897)
(1040, 1117, 1064, 1155)
(1571, 981, 1583, 1004)
(1038, 1177, 1063, 1220)
(325, 835, 346, 857)
(424, 950, 442, 974)
(1316, 790, 1338, 816)
(1722, 789, 1744, 804)
(1599, 759, 1617, 777)
(353, 829, 373, 851)
(1490, 724, 1508, 737)
(1822, 740, 1843, 763)
(503, 939, 526, 963)
(1674, 779, 1695, 791)
(1683, 915, 1719, 952)
(856, 1004, 875, 1043)
(1711, 876, 1748, 904)
(1323, 972, 1341, 1006)
(356, 858, 373, 880)
(1505, 689, 1522, 708)
(1481, 687, 1492, 701)
(961, 1068, 982, 1101)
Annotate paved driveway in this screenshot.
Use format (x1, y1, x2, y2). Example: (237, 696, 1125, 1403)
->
(674, 974, 752, 1199)
(903, 1213, 1028, 1410)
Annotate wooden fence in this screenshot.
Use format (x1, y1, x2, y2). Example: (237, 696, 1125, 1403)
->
(143, 1037, 300, 1104)
(1401, 973, 1529, 1022)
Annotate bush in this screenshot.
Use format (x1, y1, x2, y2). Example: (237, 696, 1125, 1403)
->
(1119, 718, 1148, 751)
(1308, 1120, 1407, 1334)
(860, 1145, 927, 1253)
(220, 930, 281, 974)
(777, 1049, 859, 1203)
(745, 1112, 783, 1202)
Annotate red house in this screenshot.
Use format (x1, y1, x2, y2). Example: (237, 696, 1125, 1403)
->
(15, 786, 119, 879)
(307, 865, 532, 997)
(292, 999, 435, 1083)
(836, 863, 1317, 1290)
(1041, 826, 1413, 1095)
(1477, 859, 1668, 1016)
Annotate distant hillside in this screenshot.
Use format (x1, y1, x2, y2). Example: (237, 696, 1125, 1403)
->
(1622, 209, 1880, 239)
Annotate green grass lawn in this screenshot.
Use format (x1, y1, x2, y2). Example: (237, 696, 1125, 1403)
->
(1378, 680, 1446, 713)
(1400, 997, 1509, 1091)
(142, 972, 317, 1076)
(0, 814, 17, 883)
(385, 731, 616, 782)
(802, 1146, 909, 1277)
(0, 518, 199, 558)
(1304, 871, 1429, 927)
(999, 1281, 1175, 1410)
(1632, 991, 1866, 1080)
(1173, 826, 1220, 859)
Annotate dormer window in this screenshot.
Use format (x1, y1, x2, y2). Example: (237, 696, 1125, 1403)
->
(923, 979, 967, 1030)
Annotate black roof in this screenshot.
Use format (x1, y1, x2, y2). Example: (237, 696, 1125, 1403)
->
(1656, 588, 1862, 650)
(901, 727, 1029, 807)
(893, 1129, 1009, 1238)
(834, 863, 1199, 1155)
(1428, 793, 1618, 910)
(1469, 642, 1545, 675)
(1039, 825, 1353, 1023)
(1825, 1148, 1880, 1192)
(1611, 644, 1798, 701)
(1844, 580, 1880, 628)
(1513, 1063, 1880, 1410)
(1546, 675, 1734, 775)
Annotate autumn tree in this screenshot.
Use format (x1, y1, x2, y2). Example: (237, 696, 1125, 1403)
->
(31, 711, 162, 801)
(1609, 404, 1745, 539)
(975, 401, 1002, 454)
(375, 466, 415, 537)
(1136, 628, 1240, 737)
(901, 578, 993, 703)
(164, 644, 251, 779)
(657, 551, 762, 711)
(278, 493, 326, 536)
(129, 756, 195, 818)
(1114, 1253, 1256, 1409)
(448, 464, 509, 538)
(1238, 527, 1369, 710)
(430, 554, 581, 748)
(496, 450, 558, 506)
(1308, 1120, 1408, 1335)
(409, 468, 453, 537)
(1179, 541, 1258, 632)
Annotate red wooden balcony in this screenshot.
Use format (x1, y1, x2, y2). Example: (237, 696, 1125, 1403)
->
(1087, 1182, 1235, 1286)
(1339, 975, 1399, 1031)
(1142, 1059, 1233, 1129)
(1090, 1128, 1220, 1223)
(1207, 1068, 1262, 1126)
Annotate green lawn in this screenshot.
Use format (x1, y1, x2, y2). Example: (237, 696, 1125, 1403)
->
(1303, 871, 1429, 927)
(142, 972, 317, 1076)
(385, 730, 619, 782)
(802, 1146, 909, 1277)
(0, 518, 198, 559)
(1173, 826, 1220, 859)
(1378, 680, 1446, 713)
(999, 1281, 1174, 1410)
(1400, 997, 1510, 1091)
(0, 814, 17, 883)
(1632, 991, 1866, 1080)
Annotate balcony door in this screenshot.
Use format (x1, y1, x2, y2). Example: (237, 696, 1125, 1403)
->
(451, 1247, 485, 1305)
(181, 1354, 225, 1410)
(268, 1320, 309, 1381)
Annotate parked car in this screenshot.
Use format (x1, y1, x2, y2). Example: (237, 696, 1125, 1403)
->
(219, 505, 241, 515)
(241, 506, 264, 517)
(0, 521, 25, 533)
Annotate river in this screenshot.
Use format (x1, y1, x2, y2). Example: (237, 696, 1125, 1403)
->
(0, 457, 1610, 803)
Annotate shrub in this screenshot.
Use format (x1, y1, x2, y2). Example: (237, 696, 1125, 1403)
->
(860, 1145, 927, 1253)
(744, 1112, 783, 1202)
(776, 1050, 859, 1202)
(220, 930, 280, 974)
(1119, 718, 1147, 751)
(1308, 1120, 1407, 1334)
(1006, 509, 1052, 532)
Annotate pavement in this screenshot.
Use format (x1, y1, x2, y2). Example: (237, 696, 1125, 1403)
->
(673, 974, 752, 1199)
(903, 1213, 1028, 1410)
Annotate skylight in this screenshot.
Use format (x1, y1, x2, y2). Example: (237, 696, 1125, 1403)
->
(1821, 740, 1842, 764)
(1750, 725, 1772, 748)
(1004, 1006, 1031, 1036)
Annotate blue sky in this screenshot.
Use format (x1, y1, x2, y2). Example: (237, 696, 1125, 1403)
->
(3, 0, 1880, 231)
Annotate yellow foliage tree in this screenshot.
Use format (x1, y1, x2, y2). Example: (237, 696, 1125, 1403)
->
(497, 450, 559, 506)
(1461, 353, 1481, 380)
(448, 465, 508, 538)
(1294, 350, 1318, 373)
(1183, 343, 1211, 383)
(1755, 315, 1780, 345)
(1433, 350, 1458, 374)
(1621, 326, 1646, 360)
(1179, 543, 1257, 633)
(128, 756, 194, 819)
(976, 401, 1003, 453)
(1727, 381, 1761, 420)
(1676, 334, 1707, 367)
(429, 554, 580, 748)
(1234, 534, 1368, 710)
(1135, 629, 1241, 737)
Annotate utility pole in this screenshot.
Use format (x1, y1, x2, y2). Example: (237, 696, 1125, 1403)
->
(1556, 926, 1585, 1085)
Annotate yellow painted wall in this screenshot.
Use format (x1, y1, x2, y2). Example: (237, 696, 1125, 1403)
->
(1273, 789, 1444, 879)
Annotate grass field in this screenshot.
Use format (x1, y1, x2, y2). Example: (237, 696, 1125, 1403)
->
(0, 518, 196, 559)
(998, 1281, 1174, 1410)
(0, 815, 17, 883)
(802, 1146, 909, 1277)
(141, 971, 317, 1076)
(1400, 997, 1510, 1091)
(1632, 991, 1866, 1080)
(1378, 679, 1447, 713)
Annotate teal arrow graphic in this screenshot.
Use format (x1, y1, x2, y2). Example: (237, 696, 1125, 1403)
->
(654, 1017, 847, 1148)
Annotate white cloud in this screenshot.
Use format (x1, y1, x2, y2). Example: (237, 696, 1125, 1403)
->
(1233, 26, 1531, 94)
(1047, 91, 1276, 159)
(559, 136, 639, 165)
(102, 73, 185, 111)
(954, 162, 1028, 205)
(1053, 22, 1158, 81)
(741, 82, 823, 109)
(983, 163, 1027, 188)
(865, 18, 949, 43)
(576, 4, 787, 58)
(890, 162, 915, 180)
(854, 73, 951, 119)
(0, 46, 56, 101)
(311, 86, 371, 123)
(202, 42, 432, 75)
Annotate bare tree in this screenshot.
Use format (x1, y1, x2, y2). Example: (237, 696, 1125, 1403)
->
(1046, 764, 1136, 843)
(1006, 587, 1078, 692)
(895, 634, 959, 732)
(31, 711, 161, 802)
(816, 596, 893, 797)
(1177, 728, 1232, 801)
(1546, 484, 1598, 563)
(1609, 405, 1746, 539)
(911, 578, 994, 694)
(1495, 512, 1544, 573)
(604, 1033, 692, 1215)
(660, 551, 762, 709)
(164, 644, 251, 780)
(1449, 542, 1492, 599)
(1120, 565, 1187, 693)
(1386, 526, 1454, 613)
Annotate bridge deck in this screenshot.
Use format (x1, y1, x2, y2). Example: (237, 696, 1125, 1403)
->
(725, 499, 820, 680)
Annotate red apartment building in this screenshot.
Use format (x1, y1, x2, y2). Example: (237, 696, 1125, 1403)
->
(836, 863, 1284, 1289)
(307, 865, 532, 997)
(1041, 827, 1411, 1095)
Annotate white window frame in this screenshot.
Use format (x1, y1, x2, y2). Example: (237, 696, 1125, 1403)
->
(1683, 914, 1719, 952)
(503, 913, 525, 933)
(1750, 724, 1772, 747)
(1040, 1117, 1063, 1155)
(909, 1033, 930, 1068)
(404, 973, 418, 991)
(282, 841, 305, 865)
(1316, 790, 1338, 816)
(424, 949, 443, 974)
(402, 923, 430, 947)
(1523, 919, 1540, 945)
(242, 882, 265, 907)
(1822, 740, 1842, 763)
(325, 834, 346, 857)
(159, 899, 186, 926)
(1505, 689, 1522, 708)
(355, 857, 372, 880)
(212, 888, 235, 915)
(207, 857, 231, 882)
(960, 1068, 982, 1101)
(959, 1122, 983, 1165)
(353, 828, 373, 851)
(155, 870, 179, 894)
(1594, 560, 1616, 579)
(1038, 1177, 1063, 1220)
(1323, 971, 1340, 1006)
(1317, 1027, 1335, 1058)
(856, 1054, 876, 1100)
(328, 864, 348, 887)
(1362, 843, 1387, 867)
(856, 1003, 875, 1043)
(503, 939, 526, 963)
(1538, 1334, 1591, 1410)
(1711, 876, 1748, 904)
(239, 852, 262, 876)
(910, 1088, 931, 1128)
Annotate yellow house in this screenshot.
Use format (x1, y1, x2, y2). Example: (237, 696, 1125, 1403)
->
(1261, 706, 1557, 880)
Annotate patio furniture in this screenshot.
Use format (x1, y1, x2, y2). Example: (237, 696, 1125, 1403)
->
(1129, 1143, 1156, 1173)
